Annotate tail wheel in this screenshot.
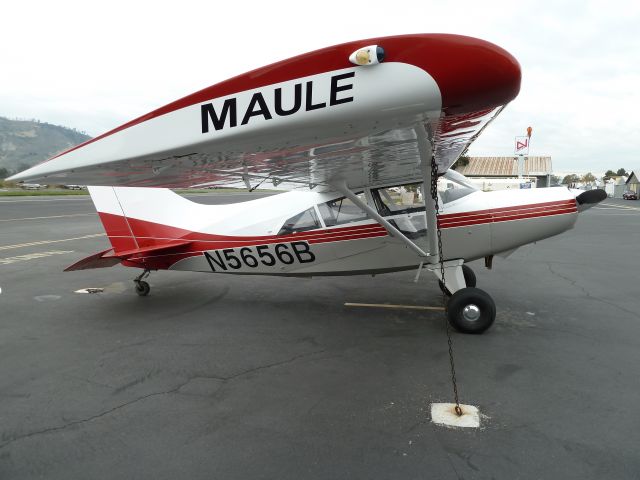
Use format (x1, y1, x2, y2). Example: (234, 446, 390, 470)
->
(438, 264, 477, 296)
(135, 280, 151, 297)
(446, 287, 496, 334)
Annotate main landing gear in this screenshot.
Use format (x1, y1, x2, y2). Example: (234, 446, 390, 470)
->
(133, 269, 151, 296)
(447, 286, 496, 334)
(439, 264, 476, 295)
(428, 261, 496, 334)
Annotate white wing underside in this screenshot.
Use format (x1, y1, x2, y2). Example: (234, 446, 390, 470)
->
(10, 60, 511, 192)
(22, 107, 502, 192)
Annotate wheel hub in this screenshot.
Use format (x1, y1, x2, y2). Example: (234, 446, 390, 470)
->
(462, 304, 481, 322)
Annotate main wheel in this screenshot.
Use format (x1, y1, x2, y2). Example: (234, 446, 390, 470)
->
(438, 264, 477, 296)
(446, 287, 495, 334)
(135, 280, 151, 296)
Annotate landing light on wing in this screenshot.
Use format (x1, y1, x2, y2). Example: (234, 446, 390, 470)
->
(349, 45, 385, 66)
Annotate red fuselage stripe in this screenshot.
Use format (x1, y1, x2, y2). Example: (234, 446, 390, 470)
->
(438, 199, 576, 220)
(439, 207, 577, 228)
(106, 202, 577, 268)
(124, 231, 391, 262)
(109, 228, 389, 250)
(439, 202, 578, 227)
(100, 200, 577, 254)
(99, 212, 385, 243)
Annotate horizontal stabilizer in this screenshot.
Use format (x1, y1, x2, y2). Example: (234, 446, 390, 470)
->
(64, 241, 192, 271)
(112, 240, 192, 259)
(64, 248, 121, 271)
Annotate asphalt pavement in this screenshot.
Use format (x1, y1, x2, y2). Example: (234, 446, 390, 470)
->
(1, 193, 639, 479)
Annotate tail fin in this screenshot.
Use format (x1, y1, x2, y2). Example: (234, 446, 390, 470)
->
(88, 186, 141, 253)
(88, 186, 194, 254)
(64, 187, 194, 271)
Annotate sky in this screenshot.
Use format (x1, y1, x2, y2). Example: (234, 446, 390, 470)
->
(1, 0, 638, 176)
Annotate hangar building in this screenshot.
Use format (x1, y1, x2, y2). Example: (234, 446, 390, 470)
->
(454, 156, 553, 189)
(625, 171, 639, 196)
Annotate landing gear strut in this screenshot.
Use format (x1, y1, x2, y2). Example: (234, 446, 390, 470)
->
(417, 121, 496, 334)
(439, 264, 476, 296)
(134, 269, 151, 296)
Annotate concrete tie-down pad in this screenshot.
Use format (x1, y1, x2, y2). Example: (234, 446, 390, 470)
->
(431, 403, 481, 428)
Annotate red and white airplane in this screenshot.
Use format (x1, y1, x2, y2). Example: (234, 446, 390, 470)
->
(10, 34, 605, 334)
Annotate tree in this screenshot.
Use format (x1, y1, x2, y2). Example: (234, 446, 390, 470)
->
(616, 168, 628, 176)
(582, 172, 596, 184)
(0, 167, 8, 179)
(562, 174, 580, 185)
(551, 175, 562, 185)
(603, 169, 616, 180)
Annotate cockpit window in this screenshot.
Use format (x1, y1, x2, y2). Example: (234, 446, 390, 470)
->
(372, 173, 477, 216)
(318, 193, 368, 226)
(372, 183, 424, 216)
(278, 207, 320, 235)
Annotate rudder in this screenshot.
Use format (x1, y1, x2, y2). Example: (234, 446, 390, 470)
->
(87, 186, 199, 254)
(88, 186, 140, 253)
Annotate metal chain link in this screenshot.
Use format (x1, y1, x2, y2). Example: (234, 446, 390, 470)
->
(430, 150, 462, 416)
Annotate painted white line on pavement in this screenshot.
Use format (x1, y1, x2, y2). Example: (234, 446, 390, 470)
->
(0, 213, 95, 222)
(0, 250, 73, 265)
(344, 302, 445, 311)
(587, 213, 639, 216)
(0, 233, 105, 251)
(596, 204, 640, 211)
(0, 197, 92, 203)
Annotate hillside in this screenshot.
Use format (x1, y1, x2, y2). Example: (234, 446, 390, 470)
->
(0, 117, 91, 175)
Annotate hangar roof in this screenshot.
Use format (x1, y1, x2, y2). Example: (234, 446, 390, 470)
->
(456, 156, 553, 177)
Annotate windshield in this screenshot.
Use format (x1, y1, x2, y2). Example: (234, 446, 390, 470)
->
(318, 193, 369, 226)
(372, 183, 423, 216)
(371, 173, 477, 217)
(442, 170, 478, 190)
(438, 171, 477, 204)
(278, 207, 321, 235)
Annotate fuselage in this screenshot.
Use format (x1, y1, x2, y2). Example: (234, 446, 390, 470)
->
(90, 176, 580, 277)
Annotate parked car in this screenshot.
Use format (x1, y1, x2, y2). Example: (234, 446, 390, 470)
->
(63, 185, 84, 190)
(20, 183, 43, 190)
(623, 190, 638, 200)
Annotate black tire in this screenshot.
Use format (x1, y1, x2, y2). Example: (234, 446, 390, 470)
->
(462, 264, 476, 288)
(438, 264, 477, 296)
(447, 287, 496, 334)
(135, 280, 150, 296)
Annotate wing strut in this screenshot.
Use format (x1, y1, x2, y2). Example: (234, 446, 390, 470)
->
(332, 180, 430, 258)
(332, 124, 444, 263)
(416, 124, 439, 263)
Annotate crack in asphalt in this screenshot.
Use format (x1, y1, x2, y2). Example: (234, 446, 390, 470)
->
(546, 263, 640, 320)
(0, 388, 181, 450)
(0, 348, 327, 450)
(220, 349, 326, 381)
(62, 374, 114, 390)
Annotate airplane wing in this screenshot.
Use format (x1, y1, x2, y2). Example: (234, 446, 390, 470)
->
(9, 34, 520, 192)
